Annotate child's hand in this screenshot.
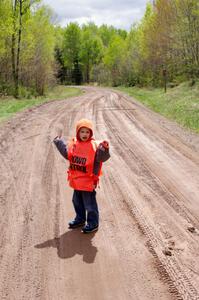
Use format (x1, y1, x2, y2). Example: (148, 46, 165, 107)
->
(98, 141, 109, 151)
(96, 140, 110, 162)
(101, 141, 109, 148)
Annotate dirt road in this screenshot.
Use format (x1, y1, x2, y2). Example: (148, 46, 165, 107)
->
(0, 87, 199, 300)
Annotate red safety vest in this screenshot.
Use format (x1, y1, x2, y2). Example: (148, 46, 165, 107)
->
(67, 138, 102, 191)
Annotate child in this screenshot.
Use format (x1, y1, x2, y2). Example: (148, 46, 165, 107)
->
(53, 119, 110, 233)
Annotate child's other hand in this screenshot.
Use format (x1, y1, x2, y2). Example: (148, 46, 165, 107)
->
(55, 123, 63, 138)
(53, 136, 60, 141)
(57, 129, 63, 138)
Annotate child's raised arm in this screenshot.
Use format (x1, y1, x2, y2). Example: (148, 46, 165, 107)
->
(95, 141, 110, 162)
(53, 137, 68, 160)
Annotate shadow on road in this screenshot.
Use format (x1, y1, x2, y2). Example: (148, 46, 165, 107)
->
(35, 229, 98, 264)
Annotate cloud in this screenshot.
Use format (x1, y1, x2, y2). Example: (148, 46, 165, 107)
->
(42, 0, 149, 30)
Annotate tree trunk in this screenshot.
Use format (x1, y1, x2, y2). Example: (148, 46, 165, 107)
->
(86, 59, 90, 83)
(11, 0, 17, 97)
(15, 0, 23, 97)
(11, 0, 23, 98)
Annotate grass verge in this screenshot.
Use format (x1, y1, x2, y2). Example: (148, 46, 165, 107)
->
(0, 85, 82, 123)
(116, 81, 199, 133)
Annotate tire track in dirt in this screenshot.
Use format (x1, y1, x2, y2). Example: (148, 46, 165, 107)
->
(0, 87, 198, 300)
(98, 93, 199, 299)
(106, 170, 198, 300)
(100, 92, 199, 223)
(117, 91, 199, 163)
(104, 111, 199, 228)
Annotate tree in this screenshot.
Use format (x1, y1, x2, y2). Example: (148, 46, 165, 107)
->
(54, 26, 67, 83)
(11, 0, 40, 97)
(0, 1, 13, 94)
(80, 25, 103, 83)
(103, 35, 126, 86)
(21, 5, 56, 95)
(0, 1, 12, 59)
(98, 25, 118, 47)
(172, 0, 199, 79)
(62, 23, 82, 84)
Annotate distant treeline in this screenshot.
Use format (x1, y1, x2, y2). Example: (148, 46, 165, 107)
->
(0, 0, 198, 97)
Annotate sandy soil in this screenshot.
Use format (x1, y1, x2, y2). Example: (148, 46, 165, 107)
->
(0, 87, 199, 300)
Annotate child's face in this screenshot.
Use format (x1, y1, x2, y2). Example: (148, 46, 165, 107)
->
(79, 127, 91, 141)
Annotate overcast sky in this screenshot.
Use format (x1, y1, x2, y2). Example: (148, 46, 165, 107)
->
(42, 0, 150, 31)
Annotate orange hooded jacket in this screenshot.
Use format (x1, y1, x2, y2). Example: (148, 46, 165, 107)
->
(67, 119, 102, 191)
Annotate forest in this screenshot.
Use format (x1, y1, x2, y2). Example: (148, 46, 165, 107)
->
(0, 0, 198, 98)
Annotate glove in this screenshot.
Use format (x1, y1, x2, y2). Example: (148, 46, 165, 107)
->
(102, 141, 109, 148)
(99, 141, 109, 151)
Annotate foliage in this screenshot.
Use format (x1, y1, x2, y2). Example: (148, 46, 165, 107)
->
(0, 0, 198, 96)
(22, 5, 56, 95)
(103, 36, 126, 86)
(0, 1, 12, 59)
(62, 23, 82, 84)
(0, 0, 56, 97)
(80, 24, 104, 83)
(62, 23, 81, 68)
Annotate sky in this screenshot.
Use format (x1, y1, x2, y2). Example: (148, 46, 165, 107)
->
(42, 0, 150, 31)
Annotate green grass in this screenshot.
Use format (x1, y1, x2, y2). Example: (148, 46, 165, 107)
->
(0, 86, 82, 122)
(116, 81, 199, 133)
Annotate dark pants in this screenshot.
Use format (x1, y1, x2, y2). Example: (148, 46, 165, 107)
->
(72, 190, 99, 227)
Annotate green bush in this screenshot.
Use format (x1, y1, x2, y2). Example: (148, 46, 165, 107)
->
(0, 81, 14, 96)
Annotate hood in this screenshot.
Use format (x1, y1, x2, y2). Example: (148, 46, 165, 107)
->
(76, 119, 93, 141)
